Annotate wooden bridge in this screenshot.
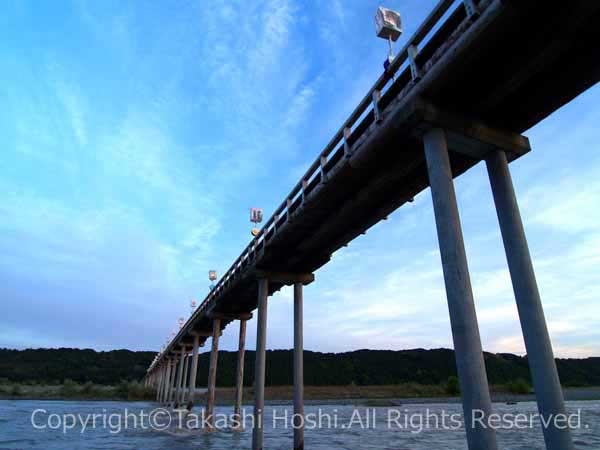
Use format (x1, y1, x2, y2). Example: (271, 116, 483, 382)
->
(143, 1, 600, 449)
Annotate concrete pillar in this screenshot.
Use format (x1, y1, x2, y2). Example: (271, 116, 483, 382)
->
(161, 359, 172, 404)
(177, 356, 189, 406)
(252, 278, 269, 450)
(188, 335, 200, 404)
(175, 348, 185, 408)
(233, 319, 247, 428)
(179, 356, 190, 405)
(168, 356, 178, 407)
(155, 366, 163, 401)
(206, 318, 221, 428)
(486, 149, 573, 450)
(166, 361, 172, 405)
(293, 282, 305, 450)
(159, 366, 164, 403)
(423, 128, 498, 450)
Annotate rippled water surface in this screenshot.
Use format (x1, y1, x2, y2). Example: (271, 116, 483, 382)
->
(0, 400, 598, 449)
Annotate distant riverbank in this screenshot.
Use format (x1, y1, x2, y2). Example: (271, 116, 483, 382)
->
(210, 384, 600, 406)
(3, 380, 600, 404)
(0, 380, 154, 401)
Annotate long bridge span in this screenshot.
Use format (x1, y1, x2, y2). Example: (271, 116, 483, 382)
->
(143, 1, 600, 449)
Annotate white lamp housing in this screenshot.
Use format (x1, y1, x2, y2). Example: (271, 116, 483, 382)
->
(375, 6, 402, 41)
(250, 207, 263, 224)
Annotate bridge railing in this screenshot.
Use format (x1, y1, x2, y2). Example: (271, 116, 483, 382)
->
(155, 0, 482, 366)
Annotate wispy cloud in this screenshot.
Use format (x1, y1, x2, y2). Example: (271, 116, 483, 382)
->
(0, 1, 597, 359)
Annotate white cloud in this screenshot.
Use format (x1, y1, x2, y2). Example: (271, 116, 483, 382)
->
(1, 0, 598, 359)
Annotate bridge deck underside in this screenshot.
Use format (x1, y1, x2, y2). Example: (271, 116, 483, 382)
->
(174, 0, 600, 349)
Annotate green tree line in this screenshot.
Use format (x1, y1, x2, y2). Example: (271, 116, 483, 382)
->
(1, 347, 599, 387)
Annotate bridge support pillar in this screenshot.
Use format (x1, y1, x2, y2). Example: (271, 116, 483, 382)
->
(160, 366, 166, 399)
(486, 149, 573, 450)
(188, 335, 200, 406)
(155, 366, 163, 402)
(168, 356, 179, 407)
(233, 318, 247, 429)
(180, 352, 189, 404)
(293, 282, 304, 450)
(175, 348, 185, 408)
(423, 128, 498, 450)
(207, 318, 221, 429)
(252, 278, 269, 450)
(159, 365, 164, 403)
(161, 359, 172, 404)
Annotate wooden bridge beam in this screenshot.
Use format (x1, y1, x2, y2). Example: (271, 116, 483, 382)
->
(252, 270, 314, 286)
(409, 98, 531, 160)
(208, 311, 253, 321)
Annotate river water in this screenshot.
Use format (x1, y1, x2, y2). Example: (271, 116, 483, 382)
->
(0, 400, 598, 449)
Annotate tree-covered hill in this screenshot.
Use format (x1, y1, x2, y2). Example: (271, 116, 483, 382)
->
(1, 347, 599, 387)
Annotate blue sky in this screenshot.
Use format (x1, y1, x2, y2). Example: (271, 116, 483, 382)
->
(1, 0, 598, 358)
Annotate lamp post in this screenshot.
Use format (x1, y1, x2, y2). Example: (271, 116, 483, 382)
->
(209, 270, 217, 290)
(250, 208, 263, 237)
(375, 6, 402, 72)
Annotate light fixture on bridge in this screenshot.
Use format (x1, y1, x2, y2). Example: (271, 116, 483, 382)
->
(178, 317, 185, 329)
(375, 6, 402, 72)
(209, 270, 217, 290)
(190, 298, 197, 314)
(250, 207, 263, 237)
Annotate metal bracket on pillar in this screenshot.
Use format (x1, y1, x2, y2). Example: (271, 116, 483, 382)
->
(407, 45, 422, 81)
